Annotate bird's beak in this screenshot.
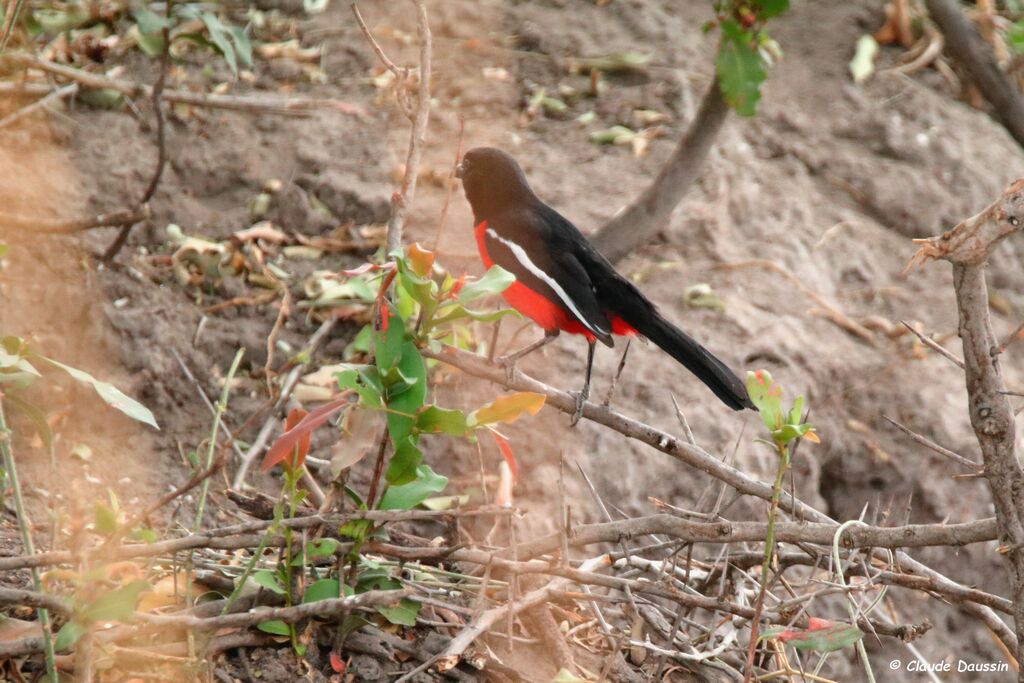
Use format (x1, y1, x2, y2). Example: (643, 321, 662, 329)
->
(454, 162, 464, 179)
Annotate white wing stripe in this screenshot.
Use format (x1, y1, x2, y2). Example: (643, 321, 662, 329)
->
(486, 228, 608, 337)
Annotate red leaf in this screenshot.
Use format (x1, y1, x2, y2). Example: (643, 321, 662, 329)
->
(806, 617, 834, 631)
(329, 651, 346, 673)
(261, 397, 348, 472)
(490, 431, 518, 482)
(448, 274, 466, 299)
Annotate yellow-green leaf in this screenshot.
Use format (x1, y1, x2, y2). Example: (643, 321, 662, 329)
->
(468, 392, 546, 426)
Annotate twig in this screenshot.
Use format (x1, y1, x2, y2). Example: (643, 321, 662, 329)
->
(351, 0, 432, 252)
(0, 401, 58, 682)
(716, 259, 875, 343)
(433, 116, 464, 252)
(0, 587, 70, 617)
(909, 178, 1024, 664)
(0, 206, 151, 235)
(103, 0, 172, 262)
(436, 555, 612, 672)
(232, 317, 337, 488)
(0, 507, 514, 571)
(591, 80, 730, 263)
(7, 54, 365, 117)
(899, 320, 964, 369)
(0, 0, 25, 53)
(136, 588, 409, 630)
(882, 414, 980, 469)
(193, 348, 245, 531)
(0, 83, 77, 130)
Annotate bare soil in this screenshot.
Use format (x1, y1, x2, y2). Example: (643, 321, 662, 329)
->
(2, 0, 1023, 680)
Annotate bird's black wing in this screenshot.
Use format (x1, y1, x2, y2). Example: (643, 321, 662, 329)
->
(486, 205, 613, 345)
(549, 206, 754, 411)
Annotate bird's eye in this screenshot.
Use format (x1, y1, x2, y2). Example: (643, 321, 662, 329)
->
(1011, 216, 1021, 227)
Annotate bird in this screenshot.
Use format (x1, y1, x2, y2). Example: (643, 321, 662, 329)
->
(455, 147, 754, 424)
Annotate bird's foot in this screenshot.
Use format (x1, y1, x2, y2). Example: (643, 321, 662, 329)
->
(495, 355, 517, 387)
(570, 388, 589, 427)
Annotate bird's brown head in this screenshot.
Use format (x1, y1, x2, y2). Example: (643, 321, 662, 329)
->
(456, 147, 536, 221)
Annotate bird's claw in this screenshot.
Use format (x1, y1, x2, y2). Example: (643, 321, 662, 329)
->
(495, 355, 516, 387)
(570, 388, 588, 427)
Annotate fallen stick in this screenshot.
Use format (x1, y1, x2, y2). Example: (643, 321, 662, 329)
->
(0, 206, 150, 235)
(5, 54, 365, 118)
(0, 83, 78, 130)
(715, 259, 876, 343)
(435, 554, 612, 672)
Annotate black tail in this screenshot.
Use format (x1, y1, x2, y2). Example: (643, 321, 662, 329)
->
(627, 310, 754, 411)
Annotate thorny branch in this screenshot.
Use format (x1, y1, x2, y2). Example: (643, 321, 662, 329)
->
(910, 177, 1024, 669)
(351, 0, 432, 253)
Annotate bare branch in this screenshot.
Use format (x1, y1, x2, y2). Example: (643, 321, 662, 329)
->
(0, 83, 77, 130)
(911, 178, 1024, 665)
(351, 1, 432, 253)
(882, 414, 980, 469)
(0, 206, 150, 234)
(899, 320, 965, 369)
(591, 80, 729, 263)
(924, 0, 1024, 149)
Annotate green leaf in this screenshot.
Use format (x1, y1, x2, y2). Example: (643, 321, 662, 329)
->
(79, 88, 125, 110)
(0, 342, 41, 391)
(421, 494, 470, 511)
(764, 622, 864, 652)
(133, 7, 174, 34)
(376, 598, 420, 626)
(456, 265, 515, 303)
(428, 305, 519, 328)
(55, 621, 85, 651)
(373, 306, 406, 373)
(229, 25, 252, 68)
(307, 538, 340, 559)
(0, 244, 8, 259)
(716, 20, 766, 117)
(198, 11, 239, 75)
(757, 0, 789, 19)
(82, 581, 151, 622)
(787, 394, 805, 426)
(339, 518, 372, 542)
(3, 394, 53, 449)
(302, 578, 341, 603)
(32, 6, 89, 33)
(40, 357, 158, 429)
(256, 620, 292, 636)
(135, 28, 166, 57)
(252, 570, 286, 595)
(336, 365, 384, 408)
(385, 341, 427, 446)
(378, 465, 448, 510)
(1010, 20, 1024, 53)
(746, 370, 782, 431)
(416, 406, 469, 436)
(93, 502, 118, 535)
(385, 437, 423, 486)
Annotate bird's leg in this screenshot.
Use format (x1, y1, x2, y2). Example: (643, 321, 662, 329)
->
(571, 340, 596, 427)
(602, 338, 632, 407)
(496, 329, 560, 385)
